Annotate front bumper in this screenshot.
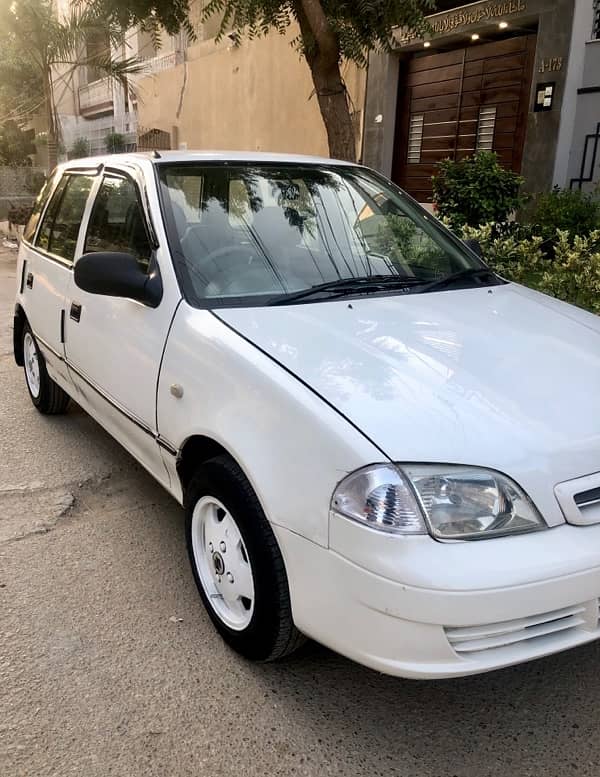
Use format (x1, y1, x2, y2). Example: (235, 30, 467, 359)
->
(273, 519, 600, 679)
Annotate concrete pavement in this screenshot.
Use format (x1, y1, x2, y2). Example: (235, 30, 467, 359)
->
(1, 244, 600, 777)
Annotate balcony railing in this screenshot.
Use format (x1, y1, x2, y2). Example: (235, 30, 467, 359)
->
(141, 50, 185, 74)
(594, 0, 600, 39)
(78, 78, 113, 115)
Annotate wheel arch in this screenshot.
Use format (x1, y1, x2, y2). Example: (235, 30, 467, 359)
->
(176, 434, 245, 495)
(13, 304, 27, 366)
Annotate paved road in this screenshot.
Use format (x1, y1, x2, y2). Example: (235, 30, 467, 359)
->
(1, 243, 600, 777)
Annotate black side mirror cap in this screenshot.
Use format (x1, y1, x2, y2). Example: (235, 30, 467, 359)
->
(74, 252, 162, 308)
(464, 238, 483, 258)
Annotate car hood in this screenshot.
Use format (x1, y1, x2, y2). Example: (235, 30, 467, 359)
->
(217, 284, 600, 525)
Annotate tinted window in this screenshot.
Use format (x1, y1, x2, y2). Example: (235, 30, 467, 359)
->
(84, 175, 151, 270)
(36, 174, 95, 263)
(23, 170, 59, 244)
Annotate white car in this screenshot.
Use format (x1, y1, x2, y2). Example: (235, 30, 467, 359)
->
(14, 151, 600, 679)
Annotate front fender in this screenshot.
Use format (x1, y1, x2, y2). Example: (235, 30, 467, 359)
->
(157, 305, 384, 547)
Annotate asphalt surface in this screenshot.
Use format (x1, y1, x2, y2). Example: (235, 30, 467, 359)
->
(2, 243, 600, 777)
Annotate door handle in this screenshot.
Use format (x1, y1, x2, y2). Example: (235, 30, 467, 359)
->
(26, 272, 33, 289)
(70, 302, 82, 323)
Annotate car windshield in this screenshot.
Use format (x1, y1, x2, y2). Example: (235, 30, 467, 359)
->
(157, 163, 488, 307)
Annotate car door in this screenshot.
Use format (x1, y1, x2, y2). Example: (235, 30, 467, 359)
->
(63, 167, 180, 485)
(20, 170, 97, 387)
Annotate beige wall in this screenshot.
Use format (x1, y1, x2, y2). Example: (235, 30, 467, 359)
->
(135, 27, 366, 159)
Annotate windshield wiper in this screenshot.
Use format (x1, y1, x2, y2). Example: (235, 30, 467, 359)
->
(268, 275, 425, 306)
(417, 267, 500, 294)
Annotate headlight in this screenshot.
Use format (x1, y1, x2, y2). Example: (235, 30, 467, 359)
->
(331, 465, 427, 535)
(402, 465, 546, 540)
(331, 464, 546, 540)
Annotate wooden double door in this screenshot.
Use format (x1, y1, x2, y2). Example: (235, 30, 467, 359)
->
(393, 34, 537, 202)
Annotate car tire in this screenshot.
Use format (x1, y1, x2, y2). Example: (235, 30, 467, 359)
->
(185, 455, 305, 661)
(22, 323, 70, 415)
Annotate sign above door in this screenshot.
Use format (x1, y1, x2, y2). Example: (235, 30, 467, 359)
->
(395, 0, 528, 45)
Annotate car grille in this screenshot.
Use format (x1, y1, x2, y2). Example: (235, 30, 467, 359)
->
(555, 473, 600, 526)
(445, 602, 596, 656)
(575, 487, 600, 509)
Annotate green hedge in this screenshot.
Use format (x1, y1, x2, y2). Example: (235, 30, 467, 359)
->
(457, 223, 600, 315)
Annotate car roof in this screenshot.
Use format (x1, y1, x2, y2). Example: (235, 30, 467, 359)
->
(59, 150, 357, 170)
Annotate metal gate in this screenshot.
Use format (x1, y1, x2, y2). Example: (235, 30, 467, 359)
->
(136, 127, 172, 152)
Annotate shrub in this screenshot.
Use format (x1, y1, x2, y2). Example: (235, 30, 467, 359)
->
(536, 230, 600, 315)
(531, 187, 600, 240)
(104, 132, 125, 153)
(68, 137, 90, 159)
(455, 223, 600, 315)
(432, 151, 527, 229)
(459, 223, 544, 285)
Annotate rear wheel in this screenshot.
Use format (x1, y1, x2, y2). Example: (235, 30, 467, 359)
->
(22, 324, 70, 415)
(185, 455, 305, 661)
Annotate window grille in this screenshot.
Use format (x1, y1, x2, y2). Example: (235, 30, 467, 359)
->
(476, 106, 497, 152)
(407, 114, 424, 164)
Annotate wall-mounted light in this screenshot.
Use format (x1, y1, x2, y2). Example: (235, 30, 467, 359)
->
(499, 21, 508, 29)
(424, 41, 431, 48)
(471, 33, 480, 41)
(534, 83, 555, 112)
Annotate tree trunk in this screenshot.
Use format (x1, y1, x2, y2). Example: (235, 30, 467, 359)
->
(307, 56, 356, 162)
(296, 0, 357, 162)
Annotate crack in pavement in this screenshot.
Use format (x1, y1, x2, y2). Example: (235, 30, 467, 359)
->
(0, 473, 162, 545)
(0, 477, 93, 495)
(0, 486, 77, 544)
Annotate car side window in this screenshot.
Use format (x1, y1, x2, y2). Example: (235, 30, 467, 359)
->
(23, 170, 61, 244)
(84, 175, 152, 271)
(35, 176, 68, 253)
(35, 174, 95, 263)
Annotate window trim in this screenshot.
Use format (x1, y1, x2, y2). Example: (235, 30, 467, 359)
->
(30, 169, 101, 268)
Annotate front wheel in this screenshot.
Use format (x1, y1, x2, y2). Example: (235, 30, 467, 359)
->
(185, 455, 305, 661)
(22, 324, 70, 415)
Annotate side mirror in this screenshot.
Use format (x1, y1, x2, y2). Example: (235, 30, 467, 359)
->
(74, 252, 162, 308)
(464, 238, 483, 258)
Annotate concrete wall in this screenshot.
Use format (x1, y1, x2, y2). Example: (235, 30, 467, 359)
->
(553, 0, 596, 186)
(135, 28, 366, 158)
(566, 36, 600, 191)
